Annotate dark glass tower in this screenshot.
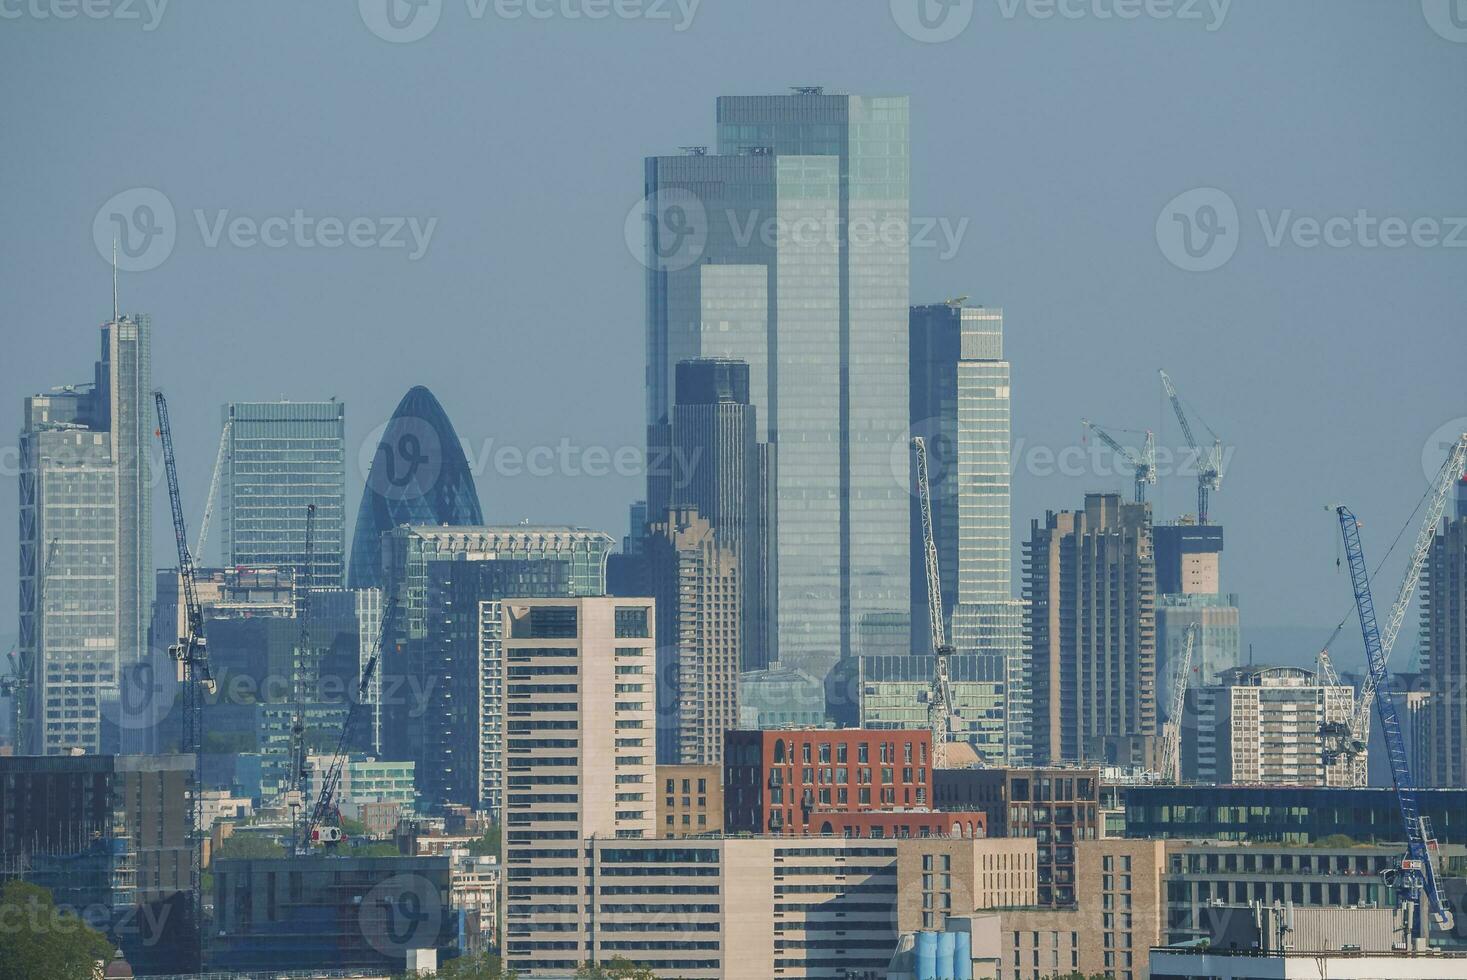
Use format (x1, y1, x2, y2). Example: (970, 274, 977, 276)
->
(346, 386, 483, 589)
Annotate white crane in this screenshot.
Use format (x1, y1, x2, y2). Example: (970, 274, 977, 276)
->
(192, 417, 232, 564)
(1159, 623, 1199, 783)
(1325, 433, 1467, 785)
(1082, 419, 1157, 503)
(913, 437, 961, 770)
(1160, 370, 1224, 524)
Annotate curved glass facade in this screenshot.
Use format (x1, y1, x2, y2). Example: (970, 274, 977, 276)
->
(346, 385, 483, 589)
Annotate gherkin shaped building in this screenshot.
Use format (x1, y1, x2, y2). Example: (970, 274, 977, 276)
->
(347, 385, 484, 589)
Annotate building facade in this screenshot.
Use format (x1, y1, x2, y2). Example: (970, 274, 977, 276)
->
(501, 598, 657, 974)
(18, 314, 152, 754)
(1156, 591, 1241, 712)
(1025, 494, 1158, 766)
(723, 729, 935, 835)
(645, 89, 911, 688)
(933, 766, 1103, 908)
(657, 763, 724, 837)
(646, 509, 742, 766)
(1423, 480, 1467, 787)
(347, 385, 484, 590)
(220, 400, 346, 585)
(1183, 666, 1356, 786)
(648, 358, 770, 671)
(826, 653, 1008, 764)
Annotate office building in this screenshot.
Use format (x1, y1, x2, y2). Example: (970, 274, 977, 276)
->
(1153, 522, 1223, 595)
(415, 553, 575, 815)
(346, 385, 484, 590)
(826, 653, 1009, 765)
(1156, 591, 1241, 712)
(17, 313, 152, 755)
(1117, 783, 1467, 843)
(933, 766, 1102, 907)
(648, 358, 771, 670)
(303, 754, 416, 812)
(210, 855, 458, 973)
(1183, 666, 1356, 786)
(1025, 493, 1158, 766)
(1424, 478, 1467, 787)
(502, 597, 656, 975)
(645, 89, 911, 688)
(737, 666, 827, 728)
(657, 763, 724, 837)
(646, 508, 742, 766)
(219, 400, 346, 584)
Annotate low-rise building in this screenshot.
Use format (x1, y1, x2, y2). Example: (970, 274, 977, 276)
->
(658, 763, 724, 837)
(934, 766, 1102, 907)
(449, 848, 499, 954)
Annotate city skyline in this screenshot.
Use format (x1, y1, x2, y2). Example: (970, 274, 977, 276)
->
(3, 3, 1464, 651)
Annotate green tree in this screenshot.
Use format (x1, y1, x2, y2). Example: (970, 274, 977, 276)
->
(213, 833, 287, 861)
(575, 957, 662, 979)
(404, 951, 516, 979)
(467, 823, 501, 857)
(0, 880, 116, 980)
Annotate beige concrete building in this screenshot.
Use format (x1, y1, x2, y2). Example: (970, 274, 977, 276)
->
(657, 763, 723, 837)
(1184, 666, 1355, 786)
(895, 837, 1039, 933)
(501, 597, 656, 975)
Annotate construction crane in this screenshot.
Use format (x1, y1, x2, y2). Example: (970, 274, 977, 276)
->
(2, 538, 59, 753)
(1159, 370, 1224, 524)
(1335, 505, 1454, 940)
(913, 437, 961, 769)
(290, 503, 316, 852)
(192, 417, 231, 563)
(1322, 434, 1467, 784)
(1081, 419, 1157, 503)
(154, 390, 215, 970)
(300, 597, 397, 853)
(1158, 623, 1199, 783)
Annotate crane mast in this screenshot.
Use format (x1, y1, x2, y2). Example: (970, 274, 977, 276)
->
(1160, 370, 1223, 524)
(1336, 506, 1453, 938)
(301, 597, 397, 852)
(913, 437, 959, 769)
(154, 390, 215, 970)
(290, 503, 316, 851)
(1082, 419, 1157, 503)
(192, 417, 231, 563)
(1158, 622, 1199, 783)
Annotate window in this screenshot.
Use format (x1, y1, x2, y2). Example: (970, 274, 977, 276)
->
(614, 606, 649, 637)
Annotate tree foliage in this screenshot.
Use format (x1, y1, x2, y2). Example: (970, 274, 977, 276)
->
(0, 880, 116, 980)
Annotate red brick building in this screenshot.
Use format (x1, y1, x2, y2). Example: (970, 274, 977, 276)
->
(723, 729, 986, 839)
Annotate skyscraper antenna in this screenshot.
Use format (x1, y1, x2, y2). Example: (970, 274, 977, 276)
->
(112, 238, 119, 322)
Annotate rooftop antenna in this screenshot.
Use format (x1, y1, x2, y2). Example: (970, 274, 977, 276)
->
(112, 239, 119, 322)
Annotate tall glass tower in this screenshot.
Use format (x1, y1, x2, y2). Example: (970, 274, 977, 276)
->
(644, 89, 910, 689)
(910, 303, 1027, 762)
(220, 400, 347, 586)
(18, 313, 152, 754)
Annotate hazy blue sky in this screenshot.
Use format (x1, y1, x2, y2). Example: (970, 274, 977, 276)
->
(2, 1, 1464, 670)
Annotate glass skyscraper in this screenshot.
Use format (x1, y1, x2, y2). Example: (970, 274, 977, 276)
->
(220, 400, 347, 586)
(18, 314, 152, 754)
(347, 385, 484, 590)
(644, 89, 910, 689)
(910, 303, 1028, 763)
